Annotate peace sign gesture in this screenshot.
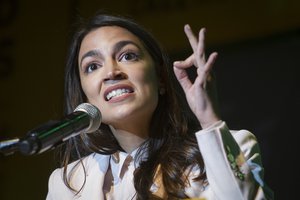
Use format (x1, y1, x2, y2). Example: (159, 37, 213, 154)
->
(173, 25, 220, 128)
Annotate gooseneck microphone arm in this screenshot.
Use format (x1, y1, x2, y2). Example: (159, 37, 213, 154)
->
(0, 103, 101, 156)
(19, 111, 91, 155)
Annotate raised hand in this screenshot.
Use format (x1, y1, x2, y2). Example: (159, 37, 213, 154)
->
(173, 24, 220, 129)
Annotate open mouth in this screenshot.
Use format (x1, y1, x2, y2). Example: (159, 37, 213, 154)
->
(104, 85, 134, 101)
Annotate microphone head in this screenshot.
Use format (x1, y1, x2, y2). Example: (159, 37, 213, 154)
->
(74, 103, 101, 133)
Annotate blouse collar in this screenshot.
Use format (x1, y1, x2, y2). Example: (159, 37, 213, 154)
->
(110, 143, 148, 184)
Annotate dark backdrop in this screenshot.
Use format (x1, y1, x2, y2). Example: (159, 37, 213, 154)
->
(0, 1, 299, 199)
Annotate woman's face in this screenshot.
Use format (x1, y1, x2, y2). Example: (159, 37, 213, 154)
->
(78, 26, 159, 133)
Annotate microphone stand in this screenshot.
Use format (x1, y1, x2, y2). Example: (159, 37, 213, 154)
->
(0, 120, 59, 156)
(0, 138, 20, 156)
(0, 103, 101, 156)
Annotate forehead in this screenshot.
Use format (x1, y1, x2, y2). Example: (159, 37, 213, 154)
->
(78, 26, 145, 62)
(81, 26, 142, 48)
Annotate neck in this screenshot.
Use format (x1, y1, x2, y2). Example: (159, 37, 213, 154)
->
(109, 125, 148, 153)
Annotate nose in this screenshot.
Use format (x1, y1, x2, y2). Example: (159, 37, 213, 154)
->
(103, 61, 127, 83)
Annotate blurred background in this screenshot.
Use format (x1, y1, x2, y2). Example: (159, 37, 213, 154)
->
(0, 0, 299, 199)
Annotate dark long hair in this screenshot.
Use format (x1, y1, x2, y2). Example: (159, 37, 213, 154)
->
(57, 11, 206, 199)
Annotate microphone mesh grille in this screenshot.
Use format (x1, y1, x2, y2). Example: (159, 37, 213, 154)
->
(74, 103, 101, 133)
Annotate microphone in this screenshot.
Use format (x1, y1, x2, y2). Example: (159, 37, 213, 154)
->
(0, 103, 101, 156)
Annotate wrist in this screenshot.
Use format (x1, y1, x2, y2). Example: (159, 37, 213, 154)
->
(198, 113, 221, 129)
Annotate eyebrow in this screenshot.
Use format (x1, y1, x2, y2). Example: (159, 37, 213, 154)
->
(113, 40, 142, 55)
(79, 40, 142, 68)
(79, 49, 102, 68)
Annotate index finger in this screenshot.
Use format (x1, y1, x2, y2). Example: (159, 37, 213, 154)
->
(184, 24, 198, 53)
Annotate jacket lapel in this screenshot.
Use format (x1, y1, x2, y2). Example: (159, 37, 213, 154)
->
(79, 154, 110, 200)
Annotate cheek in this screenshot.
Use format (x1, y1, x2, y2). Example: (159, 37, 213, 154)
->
(80, 76, 102, 102)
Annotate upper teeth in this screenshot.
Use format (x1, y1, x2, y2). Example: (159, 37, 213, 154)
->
(106, 88, 131, 100)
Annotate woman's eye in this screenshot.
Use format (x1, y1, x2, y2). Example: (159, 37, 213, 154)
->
(85, 63, 100, 73)
(120, 52, 139, 62)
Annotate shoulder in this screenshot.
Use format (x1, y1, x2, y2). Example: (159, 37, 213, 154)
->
(46, 153, 110, 199)
(230, 128, 260, 158)
(49, 153, 110, 180)
(230, 128, 258, 145)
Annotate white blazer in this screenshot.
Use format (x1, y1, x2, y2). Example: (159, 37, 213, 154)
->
(46, 121, 273, 200)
